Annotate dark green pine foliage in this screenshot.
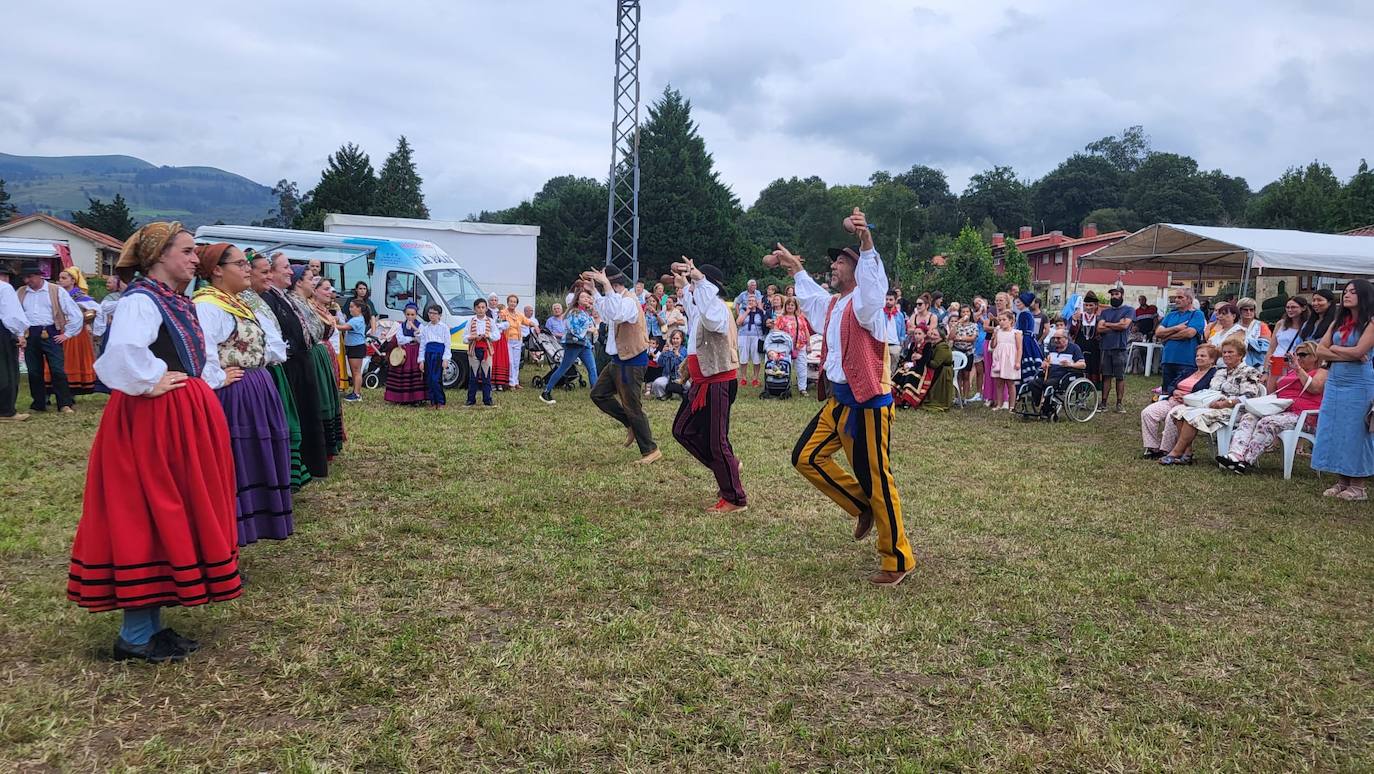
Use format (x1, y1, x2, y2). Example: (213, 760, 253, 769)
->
(70, 193, 138, 240)
(374, 136, 429, 219)
(0, 178, 16, 223)
(295, 143, 377, 230)
(637, 87, 751, 280)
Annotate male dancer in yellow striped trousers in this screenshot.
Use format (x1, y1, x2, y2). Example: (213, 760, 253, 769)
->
(770, 208, 915, 586)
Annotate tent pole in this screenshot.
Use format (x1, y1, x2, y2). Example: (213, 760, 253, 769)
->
(1240, 250, 1253, 299)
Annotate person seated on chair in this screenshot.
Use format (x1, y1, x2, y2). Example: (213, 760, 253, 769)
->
(1022, 330, 1084, 416)
(1159, 336, 1264, 466)
(1140, 343, 1219, 459)
(921, 326, 955, 411)
(1217, 341, 1326, 474)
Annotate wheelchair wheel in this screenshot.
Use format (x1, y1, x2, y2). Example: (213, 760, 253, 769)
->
(1061, 378, 1099, 423)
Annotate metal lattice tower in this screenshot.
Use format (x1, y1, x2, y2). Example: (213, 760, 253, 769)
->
(605, 0, 641, 283)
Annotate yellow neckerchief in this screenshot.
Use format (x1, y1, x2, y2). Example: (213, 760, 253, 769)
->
(193, 284, 254, 320)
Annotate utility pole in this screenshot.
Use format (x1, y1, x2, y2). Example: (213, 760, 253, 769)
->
(604, 1, 642, 283)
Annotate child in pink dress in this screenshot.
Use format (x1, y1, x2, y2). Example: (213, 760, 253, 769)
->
(989, 310, 1022, 410)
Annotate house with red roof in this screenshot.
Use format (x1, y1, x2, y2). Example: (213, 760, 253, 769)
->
(0, 213, 123, 277)
(990, 223, 1172, 308)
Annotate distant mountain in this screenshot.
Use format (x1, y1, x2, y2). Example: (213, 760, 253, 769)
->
(0, 153, 276, 229)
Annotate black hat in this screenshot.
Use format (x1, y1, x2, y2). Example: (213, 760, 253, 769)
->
(698, 263, 726, 289)
(1084, 291, 1100, 303)
(826, 246, 861, 263)
(16, 261, 44, 277)
(1107, 286, 1124, 295)
(606, 270, 629, 288)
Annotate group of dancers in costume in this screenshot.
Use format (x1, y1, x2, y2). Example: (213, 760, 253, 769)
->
(66, 224, 350, 663)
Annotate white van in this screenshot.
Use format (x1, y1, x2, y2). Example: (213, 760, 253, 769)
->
(194, 225, 488, 388)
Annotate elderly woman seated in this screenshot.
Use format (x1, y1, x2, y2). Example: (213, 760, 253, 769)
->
(892, 327, 931, 409)
(1159, 336, 1265, 465)
(1217, 341, 1327, 474)
(1141, 343, 1219, 459)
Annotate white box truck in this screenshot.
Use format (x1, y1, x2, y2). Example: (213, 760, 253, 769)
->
(324, 214, 540, 304)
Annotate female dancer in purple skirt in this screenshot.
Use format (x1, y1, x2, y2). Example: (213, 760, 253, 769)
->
(192, 243, 294, 545)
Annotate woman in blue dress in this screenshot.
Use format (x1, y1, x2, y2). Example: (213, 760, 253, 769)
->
(1015, 291, 1044, 381)
(1312, 279, 1374, 501)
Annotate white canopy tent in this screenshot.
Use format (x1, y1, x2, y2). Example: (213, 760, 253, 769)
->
(1079, 223, 1374, 295)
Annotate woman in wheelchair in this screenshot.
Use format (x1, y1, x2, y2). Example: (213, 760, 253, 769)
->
(1022, 331, 1085, 416)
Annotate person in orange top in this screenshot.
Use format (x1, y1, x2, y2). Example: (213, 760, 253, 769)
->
(499, 294, 538, 389)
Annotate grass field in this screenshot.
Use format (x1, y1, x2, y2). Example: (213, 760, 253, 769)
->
(1, 372, 1371, 771)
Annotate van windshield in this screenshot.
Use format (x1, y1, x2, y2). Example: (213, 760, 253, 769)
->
(425, 268, 485, 315)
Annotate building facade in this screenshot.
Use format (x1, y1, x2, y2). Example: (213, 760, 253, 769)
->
(0, 214, 123, 276)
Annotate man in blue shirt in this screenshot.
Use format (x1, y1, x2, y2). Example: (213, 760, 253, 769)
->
(1154, 287, 1206, 394)
(1097, 286, 1137, 412)
(733, 279, 763, 312)
(1023, 331, 1084, 416)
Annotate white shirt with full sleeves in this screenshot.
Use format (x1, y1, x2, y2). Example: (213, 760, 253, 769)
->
(19, 281, 83, 337)
(679, 278, 730, 356)
(192, 302, 241, 390)
(94, 294, 121, 338)
(592, 288, 640, 357)
(792, 248, 889, 384)
(0, 283, 27, 337)
(417, 321, 452, 363)
(254, 306, 288, 365)
(95, 293, 223, 396)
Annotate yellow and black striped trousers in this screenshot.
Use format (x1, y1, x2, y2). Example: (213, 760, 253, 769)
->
(792, 398, 914, 573)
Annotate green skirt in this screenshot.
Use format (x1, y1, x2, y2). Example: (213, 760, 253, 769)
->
(269, 363, 312, 490)
(310, 344, 344, 458)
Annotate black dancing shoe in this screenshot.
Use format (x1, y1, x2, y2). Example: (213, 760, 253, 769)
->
(155, 627, 201, 653)
(113, 634, 189, 664)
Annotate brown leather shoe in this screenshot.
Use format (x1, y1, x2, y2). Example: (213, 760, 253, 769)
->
(868, 570, 910, 586)
(634, 448, 662, 465)
(853, 509, 874, 541)
(0, 413, 29, 422)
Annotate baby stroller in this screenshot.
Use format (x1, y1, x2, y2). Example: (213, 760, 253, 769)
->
(760, 330, 795, 399)
(362, 318, 399, 390)
(529, 331, 586, 392)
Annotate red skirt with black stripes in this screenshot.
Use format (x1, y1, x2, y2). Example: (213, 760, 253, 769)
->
(67, 378, 242, 612)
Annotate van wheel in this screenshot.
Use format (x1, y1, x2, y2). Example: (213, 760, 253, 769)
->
(442, 356, 468, 390)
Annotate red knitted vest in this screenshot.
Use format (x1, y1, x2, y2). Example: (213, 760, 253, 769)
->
(820, 295, 890, 403)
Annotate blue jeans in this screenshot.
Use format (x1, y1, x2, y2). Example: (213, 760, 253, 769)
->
(543, 343, 597, 394)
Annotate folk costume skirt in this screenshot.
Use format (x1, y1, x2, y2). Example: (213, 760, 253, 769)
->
(67, 378, 243, 612)
(218, 368, 294, 545)
(45, 328, 97, 395)
(310, 343, 344, 458)
(491, 333, 512, 387)
(384, 341, 426, 404)
(269, 363, 311, 490)
(283, 353, 328, 480)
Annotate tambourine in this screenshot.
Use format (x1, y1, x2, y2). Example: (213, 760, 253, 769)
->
(82, 309, 98, 324)
(388, 347, 406, 367)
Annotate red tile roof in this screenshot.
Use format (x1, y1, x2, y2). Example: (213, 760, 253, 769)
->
(0, 213, 124, 251)
(1345, 224, 1374, 237)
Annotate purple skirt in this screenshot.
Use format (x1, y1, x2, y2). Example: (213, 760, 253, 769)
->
(218, 367, 294, 545)
(385, 341, 426, 403)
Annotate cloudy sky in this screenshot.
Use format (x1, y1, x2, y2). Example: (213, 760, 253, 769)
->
(4, 0, 1372, 218)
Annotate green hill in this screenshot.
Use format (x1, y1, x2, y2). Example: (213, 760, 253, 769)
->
(0, 153, 275, 229)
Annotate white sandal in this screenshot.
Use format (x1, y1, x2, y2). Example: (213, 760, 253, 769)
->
(1323, 483, 1348, 497)
(1336, 487, 1368, 502)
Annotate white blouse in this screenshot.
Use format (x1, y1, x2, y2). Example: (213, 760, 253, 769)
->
(254, 307, 288, 365)
(418, 321, 452, 363)
(94, 294, 121, 337)
(95, 293, 223, 396)
(192, 303, 248, 390)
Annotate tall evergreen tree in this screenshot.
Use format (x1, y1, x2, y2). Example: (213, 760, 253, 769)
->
(0, 178, 16, 223)
(374, 136, 429, 219)
(1001, 236, 1032, 293)
(295, 143, 377, 231)
(71, 194, 138, 240)
(637, 86, 750, 280)
(255, 179, 305, 228)
(1342, 160, 1374, 231)
(931, 225, 998, 304)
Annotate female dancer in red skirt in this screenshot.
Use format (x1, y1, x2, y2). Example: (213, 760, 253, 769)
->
(67, 222, 241, 663)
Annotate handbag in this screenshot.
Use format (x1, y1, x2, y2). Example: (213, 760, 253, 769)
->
(1181, 388, 1223, 408)
(1240, 395, 1292, 417)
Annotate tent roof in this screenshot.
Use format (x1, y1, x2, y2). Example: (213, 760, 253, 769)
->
(1080, 223, 1374, 278)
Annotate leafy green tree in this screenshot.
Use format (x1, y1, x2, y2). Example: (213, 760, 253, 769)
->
(477, 175, 606, 291)
(1085, 125, 1151, 173)
(637, 87, 751, 280)
(254, 179, 305, 228)
(71, 193, 138, 240)
(1203, 170, 1251, 225)
(1125, 153, 1222, 225)
(890, 164, 960, 236)
(1001, 236, 1032, 293)
(1082, 207, 1142, 233)
(1030, 154, 1123, 234)
(295, 142, 377, 231)
(930, 225, 997, 304)
(1341, 159, 1374, 231)
(1246, 161, 1343, 232)
(0, 178, 16, 223)
(959, 166, 1031, 234)
(374, 136, 429, 219)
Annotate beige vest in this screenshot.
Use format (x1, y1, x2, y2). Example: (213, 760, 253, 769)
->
(17, 283, 66, 331)
(613, 289, 650, 360)
(692, 298, 739, 377)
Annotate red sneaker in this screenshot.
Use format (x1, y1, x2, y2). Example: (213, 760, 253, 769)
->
(739, 378, 747, 386)
(751, 379, 760, 387)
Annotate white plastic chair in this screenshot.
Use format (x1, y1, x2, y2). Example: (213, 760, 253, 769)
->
(950, 350, 969, 407)
(1214, 385, 1267, 457)
(1281, 410, 1319, 479)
